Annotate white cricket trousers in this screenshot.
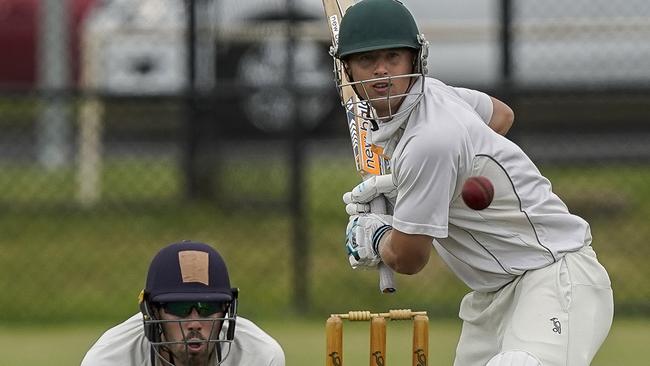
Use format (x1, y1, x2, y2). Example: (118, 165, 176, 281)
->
(453, 246, 613, 366)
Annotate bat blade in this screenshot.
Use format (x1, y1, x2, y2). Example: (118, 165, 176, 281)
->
(344, 100, 387, 177)
(322, 0, 396, 293)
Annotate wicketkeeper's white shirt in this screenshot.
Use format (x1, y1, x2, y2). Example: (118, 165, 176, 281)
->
(80, 313, 285, 366)
(372, 77, 591, 292)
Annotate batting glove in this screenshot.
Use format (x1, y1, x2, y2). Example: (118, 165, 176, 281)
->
(342, 174, 397, 215)
(345, 213, 393, 269)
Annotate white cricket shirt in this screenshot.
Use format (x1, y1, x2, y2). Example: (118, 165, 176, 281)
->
(81, 313, 285, 366)
(374, 77, 590, 292)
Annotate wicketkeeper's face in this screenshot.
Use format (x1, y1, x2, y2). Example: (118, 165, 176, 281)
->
(159, 305, 225, 366)
(346, 48, 416, 117)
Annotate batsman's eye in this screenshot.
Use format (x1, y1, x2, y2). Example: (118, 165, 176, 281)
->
(387, 51, 403, 63)
(161, 302, 224, 318)
(352, 53, 375, 68)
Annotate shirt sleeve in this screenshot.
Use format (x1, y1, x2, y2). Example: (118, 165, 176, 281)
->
(227, 317, 286, 366)
(80, 314, 149, 366)
(392, 125, 470, 238)
(448, 87, 493, 125)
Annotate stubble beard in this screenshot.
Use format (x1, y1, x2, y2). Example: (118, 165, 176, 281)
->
(170, 331, 215, 366)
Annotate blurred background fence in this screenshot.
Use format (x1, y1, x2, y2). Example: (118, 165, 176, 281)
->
(0, 0, 649, 324)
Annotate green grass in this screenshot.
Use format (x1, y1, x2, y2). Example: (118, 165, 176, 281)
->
(0, 158, 649, 324)
(1, 318, 648, 365)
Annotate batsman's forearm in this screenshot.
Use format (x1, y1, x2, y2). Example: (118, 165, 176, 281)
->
(378, 232, 415, 274)
(379, 229, 431, 275)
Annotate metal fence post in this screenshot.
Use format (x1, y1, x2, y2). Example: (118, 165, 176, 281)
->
(500, 0, 513, 87)
(184, 0, 200, 199)
(38, 0, 71, 169)
(287, 0, 309, 314)
(499, 0, 517, 139)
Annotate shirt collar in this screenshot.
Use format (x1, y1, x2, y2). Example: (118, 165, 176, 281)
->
(367, 76, 423, 156)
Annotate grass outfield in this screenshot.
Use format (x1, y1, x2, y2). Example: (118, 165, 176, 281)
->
(0, 160, 649, 323)
(1, 318, 648, 365)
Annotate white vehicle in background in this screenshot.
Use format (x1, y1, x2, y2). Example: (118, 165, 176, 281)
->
(82, 0, 187, 94)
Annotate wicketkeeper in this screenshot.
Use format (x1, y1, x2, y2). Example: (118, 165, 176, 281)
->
(81, 241, 285, 366)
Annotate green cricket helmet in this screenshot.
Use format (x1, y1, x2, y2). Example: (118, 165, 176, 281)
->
(331, 0, 429, 122)
(336, 0, 422, 59)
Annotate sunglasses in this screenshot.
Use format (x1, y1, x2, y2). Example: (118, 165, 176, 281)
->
(160, 301, 226, 318)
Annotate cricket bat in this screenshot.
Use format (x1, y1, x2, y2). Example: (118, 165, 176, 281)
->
(322, 0, 396, 293)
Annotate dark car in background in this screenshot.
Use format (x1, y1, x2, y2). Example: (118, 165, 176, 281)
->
(211, 0, 339, 138)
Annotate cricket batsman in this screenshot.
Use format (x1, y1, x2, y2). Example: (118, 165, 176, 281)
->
(333, 1, 614, 365)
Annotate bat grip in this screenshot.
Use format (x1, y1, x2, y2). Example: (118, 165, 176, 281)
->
(369, 196, 396, 294)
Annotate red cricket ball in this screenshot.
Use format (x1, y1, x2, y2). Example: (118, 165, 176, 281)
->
(461, 176, 494, 210)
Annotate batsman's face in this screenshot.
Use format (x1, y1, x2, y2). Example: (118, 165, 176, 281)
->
(346, 48, 415, 118)
(160, 307, 224, 366)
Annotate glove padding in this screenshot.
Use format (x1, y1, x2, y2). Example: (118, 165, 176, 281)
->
(342, 174, 397, 215)
(345, 213, 393, 269)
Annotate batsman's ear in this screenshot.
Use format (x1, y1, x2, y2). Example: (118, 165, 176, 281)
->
(341, 60, 354, 82)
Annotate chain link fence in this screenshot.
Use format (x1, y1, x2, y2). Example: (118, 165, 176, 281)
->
(512, 0, 650, 87)
(0, 0, 649, 324)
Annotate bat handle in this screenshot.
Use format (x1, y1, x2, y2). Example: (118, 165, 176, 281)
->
(369, 196, 397, 294)
(378, 263, 396, 293)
